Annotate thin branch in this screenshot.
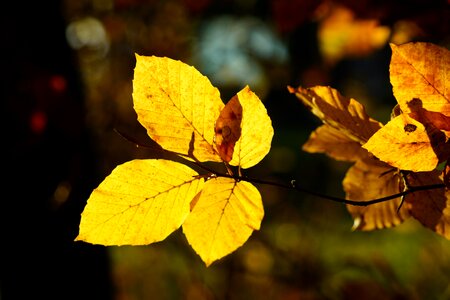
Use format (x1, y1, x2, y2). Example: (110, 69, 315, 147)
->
(208, 170, 445, 207)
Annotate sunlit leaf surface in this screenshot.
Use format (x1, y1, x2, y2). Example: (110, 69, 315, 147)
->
(76, 159, 204, 245)
(133, 55, 224, 162)
(183, 177, 264, 266)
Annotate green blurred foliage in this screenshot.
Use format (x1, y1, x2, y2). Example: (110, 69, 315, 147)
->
(62, 0, 450, 299)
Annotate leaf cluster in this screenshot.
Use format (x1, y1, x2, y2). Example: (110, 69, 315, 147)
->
(77, 42, 449, 266)
(290, 42, 449, 238)
(76, 55, 273, 266)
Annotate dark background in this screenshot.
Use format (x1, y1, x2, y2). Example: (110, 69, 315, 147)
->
(1, 0, 449, 299)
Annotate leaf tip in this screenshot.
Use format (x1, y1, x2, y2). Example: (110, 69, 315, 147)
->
(351, 216, 363, 231)
(287, 85, 296, 94)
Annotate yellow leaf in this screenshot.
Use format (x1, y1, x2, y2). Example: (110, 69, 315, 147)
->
(76, 159, 204, 245)
(227, 86, 274, 169)
(390, 42, 450, 117)
(182, 177, 264, 266)
(343, 159, 409, 231)
(404, 171, 450, 240)
(132, 55, 224, 162)
(303, 124, 369, 162)
(363, 113, 445, 171)
(288, 86, 382, 144)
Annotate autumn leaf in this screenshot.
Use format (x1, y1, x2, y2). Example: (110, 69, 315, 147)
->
(183, 177, 264, 266)
(343, 159, 409, 231)
(404, 171, 450, 240)
(362, 113, 447, 172)
(76, 159, 204, 245)
(318, 4, 390, 65)
(389, 42, 450, 117)
(289, 85, 410, 230)
(226, 86, 274, 169)
(292, 42, 450, 240)
(133, 54, 224, 162)
(363, 42, 450, 172)
(214, 95, 242, 163)
(288, 85, 382, 144)
(78, 55, 273, 266)
(303, 124, 369, 162)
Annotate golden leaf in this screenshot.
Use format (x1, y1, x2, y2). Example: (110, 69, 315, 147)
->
(390, 42, 450, 117)
(133, 55, 224, 162)
(343, 159, 409, 231)
(303, 124, 369, 162)
(363, 113, 445, 171)
(318, 5, 390, 64)
(76, 159, 204, 245)
(227, 86, 274, 169)
(182, 177, 264, 266)
(288, 85, 382, 144)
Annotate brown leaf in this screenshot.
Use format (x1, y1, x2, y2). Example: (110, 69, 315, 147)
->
(214, 95, 242, 162)
(343, 159, 409, 231)
(404, 171, 450, 240)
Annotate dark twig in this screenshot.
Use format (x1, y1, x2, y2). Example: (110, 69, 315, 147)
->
(205, 169, 445, 207)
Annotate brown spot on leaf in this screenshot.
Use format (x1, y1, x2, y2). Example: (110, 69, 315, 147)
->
(404, 124, 417, 132)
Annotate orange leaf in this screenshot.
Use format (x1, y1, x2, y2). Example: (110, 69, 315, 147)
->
(288, 85, 382, 144)
(318, 5, 390, 64)
(389, 42, 450, 117)
(183, 177, 264, 266)
(133, 55, 224, 162)
(303, 124, 369, 162)
(363, 113, 447, 171)
(343, 159, 409, 231)
(404, 171, 450, 240)
(214, 95, 242, 162)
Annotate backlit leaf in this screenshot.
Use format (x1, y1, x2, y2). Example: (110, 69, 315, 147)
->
(227, 86, 274, 169)
(288, 85, 382, 144)
(343, 159, 409, 231)
(363, 113, 445, 171)
(303, 124, 369, 162)
(76, 159, 204, 245)
(390, 42, 450, 117)
(133, 55, 224, 162)
(183, 177, 264, 266)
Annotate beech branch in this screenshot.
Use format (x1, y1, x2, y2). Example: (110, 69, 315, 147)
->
(203, 167, 445, 207)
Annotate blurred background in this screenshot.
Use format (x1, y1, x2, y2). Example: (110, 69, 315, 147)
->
(2, 0, 449, 299)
